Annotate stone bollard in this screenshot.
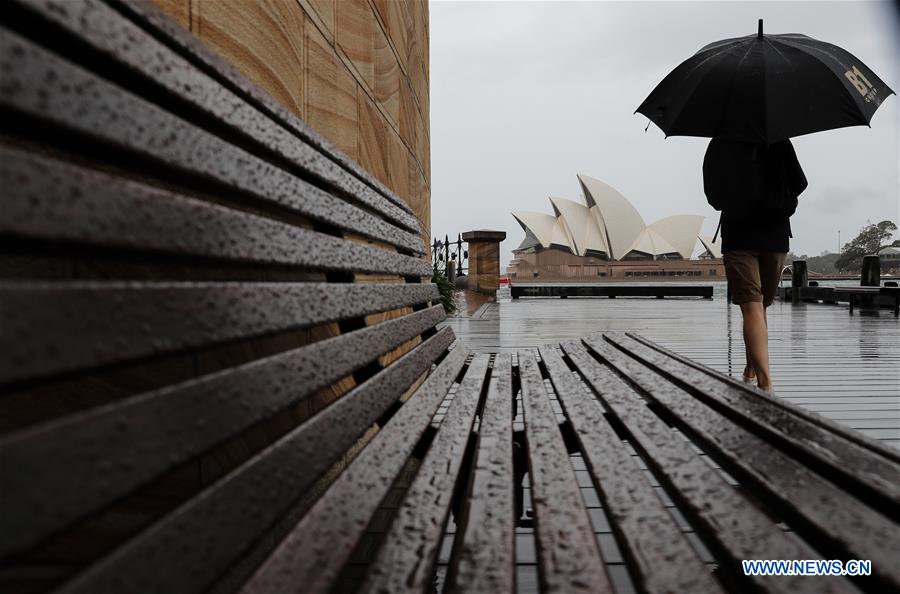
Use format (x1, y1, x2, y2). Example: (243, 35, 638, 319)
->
(791, 259, 807, 305)
(447, 260, 457, 284)
(462, 230, 506, 299)
(861, 255, 880, 286)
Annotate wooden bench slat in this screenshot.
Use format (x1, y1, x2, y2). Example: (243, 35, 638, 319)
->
(11, 0, 420, 234)
(55, 327, 455, 594)
(446, 353, 515, 594)
(358, 355, 492, 594)
(518, 351, 612, 594)
(607, 333, 900, 510)
(586, 336, 900, 592)
(238, 345, 470, 594)
(0, 147, 431, 278)
(1, 280, 437, 386)
(3, 1, 891, 588)
(560, 340, 854, 594)
(0, 28, 423, 254)
(625, 332, 900, 463)
(1, 306, 446, 560)
(538, 345, 724, 594)
(105, 0, 414, 219)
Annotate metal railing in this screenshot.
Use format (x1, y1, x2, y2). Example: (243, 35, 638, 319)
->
(432, 234, 468, 276)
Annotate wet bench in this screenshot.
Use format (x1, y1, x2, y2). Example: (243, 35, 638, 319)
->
(834, 286, 900, 315)
(1, 2, 899, 594)
(780, 285, 900, 315)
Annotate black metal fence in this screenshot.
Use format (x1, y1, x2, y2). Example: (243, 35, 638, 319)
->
(432, 234, 468, 276)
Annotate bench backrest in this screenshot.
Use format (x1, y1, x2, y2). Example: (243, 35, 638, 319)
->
(0, 1, 447, 591)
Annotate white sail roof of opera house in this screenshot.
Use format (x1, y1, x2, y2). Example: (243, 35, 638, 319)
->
(548, 197, 609, 256)
(577, 174, 645, 260)
(644, 215, 705, 260)
(699, 235, 723, 259)
(512, 212, 562, 250)
(512, 175, 707, 261)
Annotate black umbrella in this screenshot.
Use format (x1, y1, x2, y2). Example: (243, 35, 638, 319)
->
(637, 19, 895, 144)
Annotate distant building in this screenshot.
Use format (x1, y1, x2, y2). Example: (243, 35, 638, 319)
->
(879, 246, 900, 273)
(508, 175, 724, 280)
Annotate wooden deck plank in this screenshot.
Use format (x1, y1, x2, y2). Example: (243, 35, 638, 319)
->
(443, 294, 900, 448)
(446, 354, 516, 594)
(585, 336, 900, 592)
(238, 345, 470, 594)
(0, 306, 446, 559)
(55, 329, 454, 594)
(518, 351, 612, 594)
(0, 147, 431, 278)
(538, 345, 724, 594)
(1, 281, 436, 386)
(560, 340, 858, 594)
(358, 354, 491, 594)
(604, 333, 900, 506)
(631, 335, 900, 456)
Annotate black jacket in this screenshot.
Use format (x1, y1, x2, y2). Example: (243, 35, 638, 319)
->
(703, 138, 807, 218)
(703, 139, 808, 252)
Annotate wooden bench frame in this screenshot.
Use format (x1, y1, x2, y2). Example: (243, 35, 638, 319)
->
(2, 2, 898, 593)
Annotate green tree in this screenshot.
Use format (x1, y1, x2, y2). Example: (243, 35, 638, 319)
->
(835, 220, 897, 271)
(786, 251, 841, 274)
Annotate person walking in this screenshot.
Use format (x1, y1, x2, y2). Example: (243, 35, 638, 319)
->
(703, 139, 808, 393)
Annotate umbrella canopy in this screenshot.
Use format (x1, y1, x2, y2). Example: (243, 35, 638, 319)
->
(637, 19, 895, 144)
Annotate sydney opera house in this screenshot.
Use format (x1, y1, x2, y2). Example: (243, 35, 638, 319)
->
(507, 174, 724, 280)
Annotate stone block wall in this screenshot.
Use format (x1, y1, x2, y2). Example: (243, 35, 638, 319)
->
(151, 0, 431, 248)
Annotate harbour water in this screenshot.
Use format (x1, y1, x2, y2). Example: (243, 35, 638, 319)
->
(496, 278, 889, 301)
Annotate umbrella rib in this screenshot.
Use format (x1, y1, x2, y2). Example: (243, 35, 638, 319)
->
(634, 40, 748, 119)
(760, 37, 809, 142)
(775, 36, 896, 95)
(762, 37, 793, 65)
(683, 38, 754, 81)
(775, 37, 886, 127)
(760, 38, 783, 143)
(774, 36, 854, 65)
(708, 40, 758, 140)
(660, 39, 755, 135)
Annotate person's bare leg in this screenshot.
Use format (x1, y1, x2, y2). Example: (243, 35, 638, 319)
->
(743, 305, 768, 379)
(743, 342, 755, 380)
(739, 301, 771, 390)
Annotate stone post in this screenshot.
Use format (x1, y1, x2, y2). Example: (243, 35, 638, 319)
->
(861, 255, 880, 286)
(791, 259, 807, 305)
(462, 230, 506, 298)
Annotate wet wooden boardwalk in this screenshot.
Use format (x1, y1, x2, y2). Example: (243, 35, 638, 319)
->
(443, 291, 900, 449)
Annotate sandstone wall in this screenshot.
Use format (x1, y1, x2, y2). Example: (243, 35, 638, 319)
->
(151, 0, 431, 246)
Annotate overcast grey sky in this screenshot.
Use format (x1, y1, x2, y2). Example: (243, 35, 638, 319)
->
(429, 0, 900, 267)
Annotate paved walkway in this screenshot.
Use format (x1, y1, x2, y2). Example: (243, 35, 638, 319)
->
(443, 291, 900, 448)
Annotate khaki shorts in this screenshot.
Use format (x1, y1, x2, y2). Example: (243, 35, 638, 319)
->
(723, 250, 786, 306)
